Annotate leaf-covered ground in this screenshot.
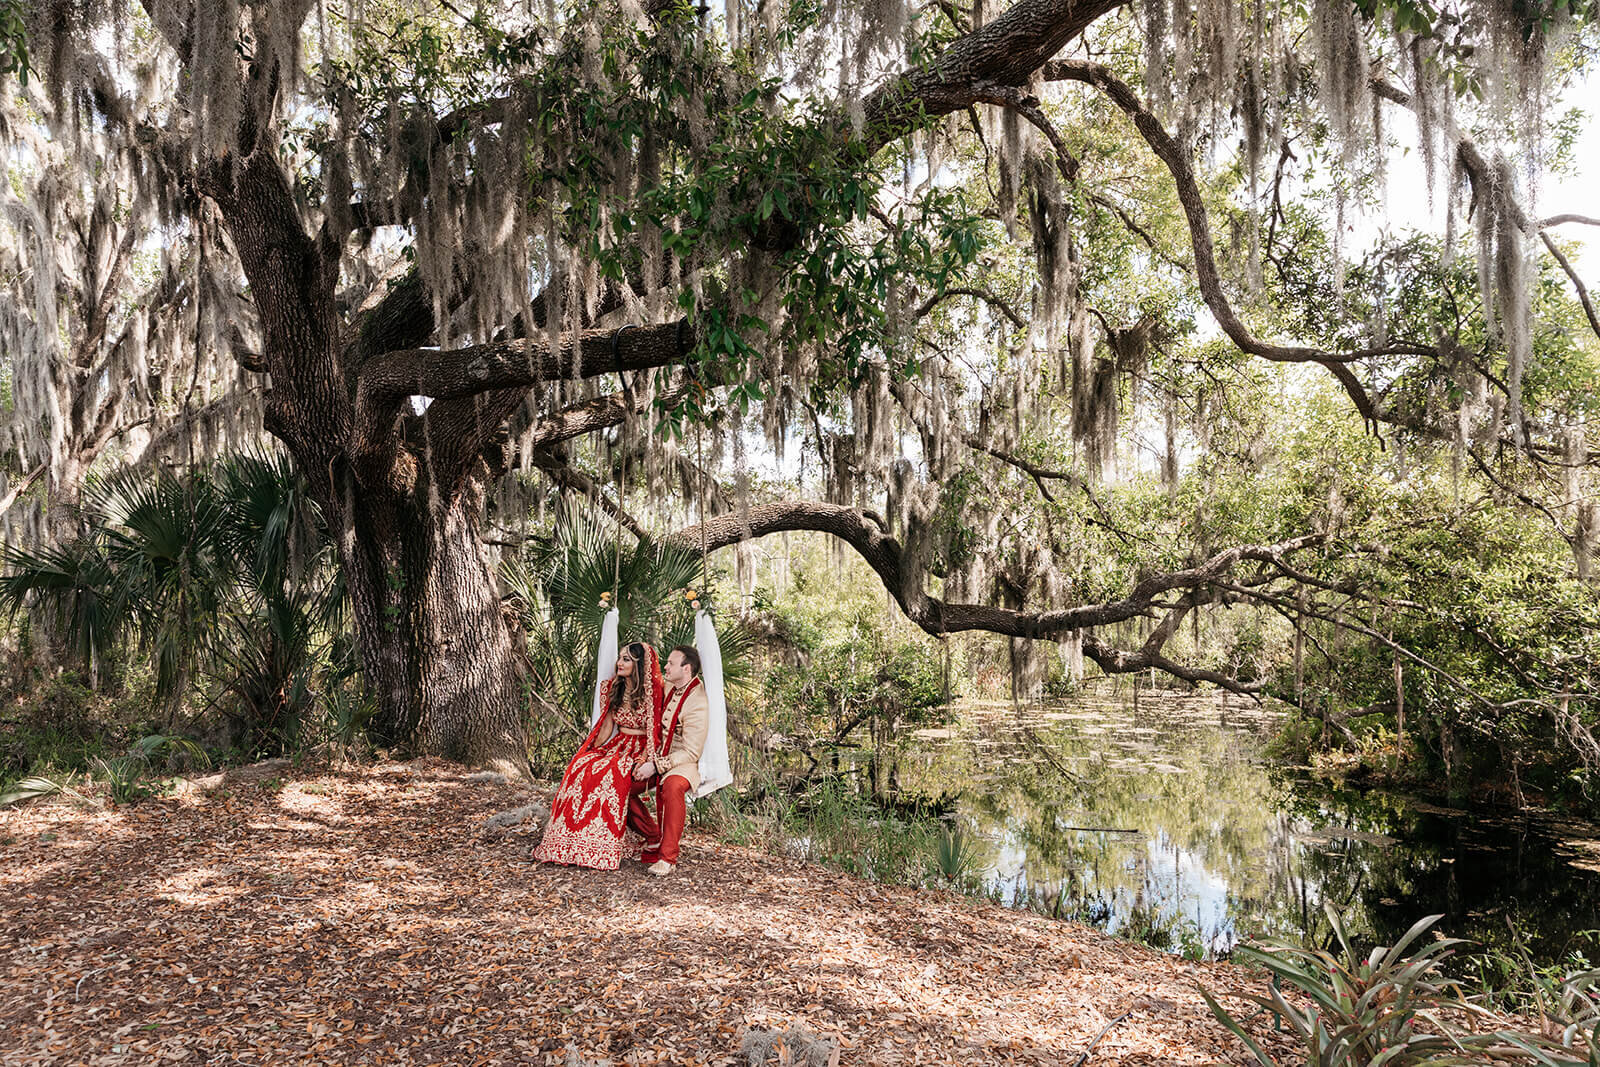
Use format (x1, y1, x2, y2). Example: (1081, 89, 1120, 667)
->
(0, 760, 1295, 1065)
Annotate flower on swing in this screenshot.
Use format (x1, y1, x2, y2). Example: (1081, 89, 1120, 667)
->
(599, 590, 612, 607)
(684, 588, 697, 602)
(691, 600, 702, 610)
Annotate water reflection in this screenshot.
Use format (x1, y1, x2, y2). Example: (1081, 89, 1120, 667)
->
(856, 688, 1600, 963)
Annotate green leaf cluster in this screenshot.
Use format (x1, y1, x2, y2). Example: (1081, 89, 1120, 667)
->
(0, 454, 347, 755)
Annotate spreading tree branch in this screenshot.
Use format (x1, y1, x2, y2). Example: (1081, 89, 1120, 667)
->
(526, 446, 648, 540)
(1087, 193, 1192, 271)
(1368, 79, 1599, 344)
(1540, 232, 1600, 341)
(1043, 59, 1447, 425)
(1541, 214, 1600, 230)
(669, 499, 1323, 639)
(0, 464, 48, 520)
(352, 321, 697, 473)
(1081, 627, 1267, 696)
(969, 83, 1081, 182)
(915, 286, 1028, 329)
(856, 0, 1131, 155)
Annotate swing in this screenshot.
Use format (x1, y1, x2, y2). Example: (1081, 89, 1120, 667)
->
(587, 347, 731, 800)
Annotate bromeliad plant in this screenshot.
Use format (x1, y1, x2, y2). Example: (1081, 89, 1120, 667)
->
(1201, 905, 1507, 1066)
(1526, 969, 1600, 1065)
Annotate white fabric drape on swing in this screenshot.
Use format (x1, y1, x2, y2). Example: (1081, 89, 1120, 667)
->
(588, 604, 731, 798)
(590, 607, 620, 727)
(692, 608, 733, 799)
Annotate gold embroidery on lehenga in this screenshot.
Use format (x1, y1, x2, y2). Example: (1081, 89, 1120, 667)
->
(533, 675, 657, 870)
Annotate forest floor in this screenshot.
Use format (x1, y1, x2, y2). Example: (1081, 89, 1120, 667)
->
(0, 758, 1298, 1066)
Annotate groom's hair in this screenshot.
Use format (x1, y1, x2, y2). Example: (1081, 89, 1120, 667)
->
(670, 645, 701, 678)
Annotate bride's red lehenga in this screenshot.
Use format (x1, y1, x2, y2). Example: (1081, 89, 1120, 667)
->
(533, 644, 665, 870)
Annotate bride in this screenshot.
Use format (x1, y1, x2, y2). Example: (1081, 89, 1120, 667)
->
(532, 641, 664, 870)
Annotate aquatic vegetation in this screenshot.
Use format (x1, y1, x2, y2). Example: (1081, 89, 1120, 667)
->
(727, 688, 1600, 966)
(931, 823, 992, 884)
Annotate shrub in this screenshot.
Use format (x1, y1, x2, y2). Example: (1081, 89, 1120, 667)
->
(1204, 905, 1600, 1066)
(1201, 907, 1493, 1065)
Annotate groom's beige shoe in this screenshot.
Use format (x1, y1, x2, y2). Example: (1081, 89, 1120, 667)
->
(646, 860, 674, 876)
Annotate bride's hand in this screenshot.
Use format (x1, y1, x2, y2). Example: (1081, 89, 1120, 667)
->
(632, 761, 656, 780)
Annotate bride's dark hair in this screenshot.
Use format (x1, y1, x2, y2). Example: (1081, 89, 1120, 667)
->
(608, 641, 649, 716)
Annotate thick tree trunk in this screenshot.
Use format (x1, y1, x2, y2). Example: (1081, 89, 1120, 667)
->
(342, 476, 531, 771)
(151, 0, 1154, 773)
(198, 144, 535, 770)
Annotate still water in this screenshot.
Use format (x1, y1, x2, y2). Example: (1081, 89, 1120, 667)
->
(865, 687, 1600, 964)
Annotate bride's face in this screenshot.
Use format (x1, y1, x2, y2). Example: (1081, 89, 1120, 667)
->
(615, 651, 636, 678)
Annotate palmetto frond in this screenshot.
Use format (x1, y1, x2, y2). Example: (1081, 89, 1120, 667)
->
(517, 510, 760, 726)
(216, 450, 330, 596)
(531, 514, 702, 644)
(2, 453, 343, 718)
(84, 469, 231, 703)
(210, 592, 323, 754)
(0, 536, 125, 679)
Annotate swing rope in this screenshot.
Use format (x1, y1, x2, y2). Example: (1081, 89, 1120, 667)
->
(697, 420, 709, 597)
(612, 454, 624, 600)
(611, 325, 638, 602)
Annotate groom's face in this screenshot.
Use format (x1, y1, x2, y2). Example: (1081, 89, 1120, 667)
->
(664, 650, 687, 686)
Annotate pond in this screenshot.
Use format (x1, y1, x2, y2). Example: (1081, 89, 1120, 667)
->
(851, 686, 1600, 965)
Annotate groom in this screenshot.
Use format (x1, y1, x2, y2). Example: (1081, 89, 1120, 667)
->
(627, 644, 707, 876)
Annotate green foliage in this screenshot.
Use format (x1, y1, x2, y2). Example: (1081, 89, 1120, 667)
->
(88, 733, 208, 806)
(0, 671, 123, 800)
(321, 687, 378, 752)
(525, 512, 704, 652)
(91, 754, 150, 806)
(91, 469, 232, 703)
(747, 582, 949, 743)
(0, 454, 352, 757)
(758, 639, 946, 735)
(767, 777, 944, 885)
(0, 0, 28, 84)
(0, 539, 121, 685)
(1283, 480, 1600, 796)
(1539, 970, 1600, 1063)
(327, 5, 987, 431)
(128, 732, 210, 769)
(1202, 907, 1496, 1065)
(0, 775, 70, 806)
(1205, 905, 1600, 1066)
(978, 319, 1600, 803)
(1466, 929, 1600, 1062)
(931, 822, 992, 884)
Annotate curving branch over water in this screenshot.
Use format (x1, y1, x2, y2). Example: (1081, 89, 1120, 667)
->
(670, 499, 1321, 637)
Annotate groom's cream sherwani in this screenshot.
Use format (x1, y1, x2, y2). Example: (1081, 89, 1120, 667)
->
(655, 681, 709, 791)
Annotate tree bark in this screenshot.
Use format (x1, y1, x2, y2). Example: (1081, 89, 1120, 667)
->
(345, 476, 530, 770)
(191, 137, 546, 768)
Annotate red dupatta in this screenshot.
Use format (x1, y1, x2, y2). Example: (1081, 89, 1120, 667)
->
(579, 642, 664, 756)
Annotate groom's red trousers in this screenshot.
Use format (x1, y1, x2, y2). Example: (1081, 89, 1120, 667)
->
(627, 774, 690, 864)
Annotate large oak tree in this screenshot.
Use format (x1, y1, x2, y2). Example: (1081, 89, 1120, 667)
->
(5, 0, 1597, 770)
